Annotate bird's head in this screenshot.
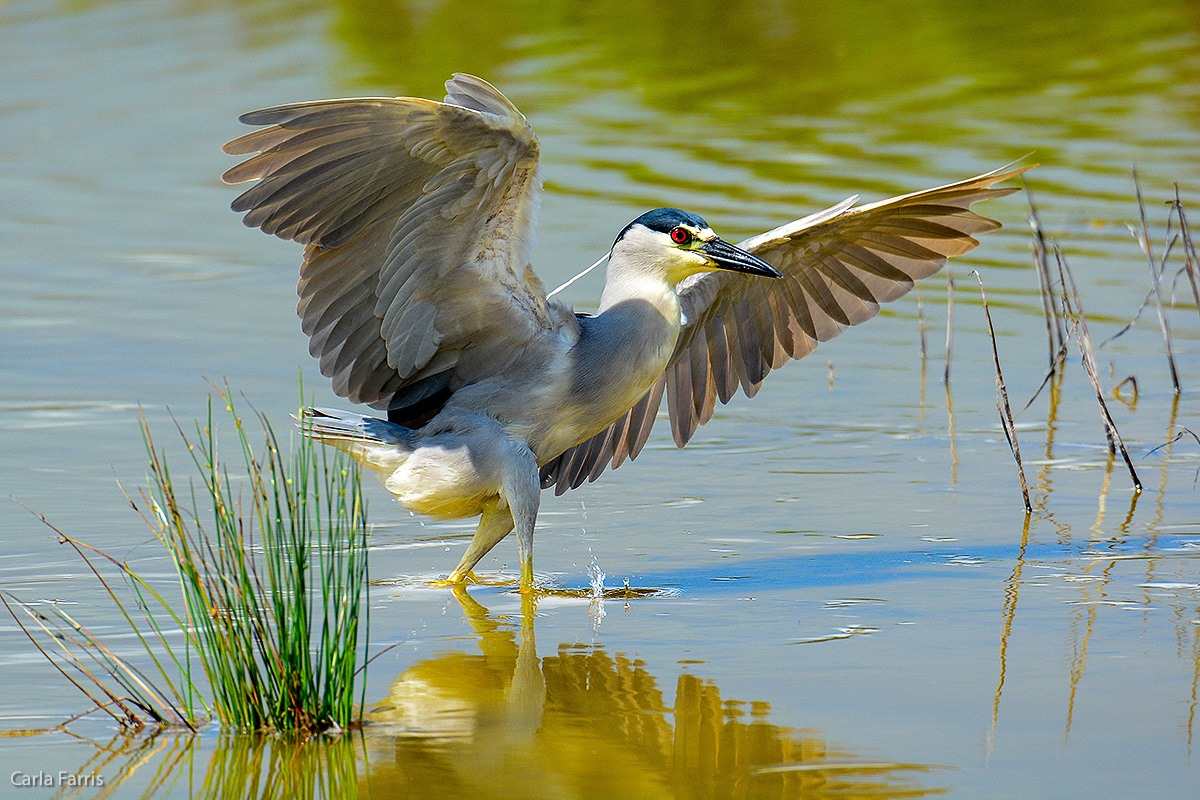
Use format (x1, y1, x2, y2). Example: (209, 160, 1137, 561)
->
(611, 208, 781, 286)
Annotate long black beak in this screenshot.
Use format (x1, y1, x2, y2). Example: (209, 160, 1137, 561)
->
(700, 237, 781, 277)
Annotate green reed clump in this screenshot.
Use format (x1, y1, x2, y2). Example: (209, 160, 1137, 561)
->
(5, 389, 372, 735)
(141, 392, 370, 733)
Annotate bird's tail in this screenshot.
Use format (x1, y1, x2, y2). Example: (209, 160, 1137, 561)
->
(299, 408, 414, 474)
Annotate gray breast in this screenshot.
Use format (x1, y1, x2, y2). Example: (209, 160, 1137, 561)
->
(568, 301, 675, 415)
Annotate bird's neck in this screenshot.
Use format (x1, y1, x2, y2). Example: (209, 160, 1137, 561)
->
(601, 254, 686, 385)
(597, 256, 680, 321)
(595, 264, 682, 379)
(556, 269, 681, 447)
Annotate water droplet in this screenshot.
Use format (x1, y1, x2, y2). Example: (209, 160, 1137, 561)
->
(587, 555, 606, 599)
(587, 554, 607, 632)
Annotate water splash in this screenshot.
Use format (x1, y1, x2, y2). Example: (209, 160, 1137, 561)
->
(587, 555, 606, 599)
(587, 553, 606, 630)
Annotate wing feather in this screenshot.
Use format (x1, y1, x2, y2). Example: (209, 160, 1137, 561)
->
(223, 74, 573, 411)
(707, 321, 738, 405)
(540, 375, 667, 495)
(664, 164, 1031, 447)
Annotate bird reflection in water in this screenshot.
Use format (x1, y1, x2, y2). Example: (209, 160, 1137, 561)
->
(54, 589, 940, 799)
(363, 586, 942, 799)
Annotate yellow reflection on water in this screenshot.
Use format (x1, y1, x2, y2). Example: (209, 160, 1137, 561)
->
(59, 588, 942, 799)
(360, 588, 941, 799)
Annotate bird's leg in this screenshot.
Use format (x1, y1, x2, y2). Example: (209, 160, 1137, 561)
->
(447, 504, 515, 584)
(500, 441, 540, 593)
(444, 438, 540, 590)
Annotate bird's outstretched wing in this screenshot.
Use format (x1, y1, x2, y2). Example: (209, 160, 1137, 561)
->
(540, 164, 1030, 494)
(223, 74, 571, 414)
(666, 164, 1030, 446)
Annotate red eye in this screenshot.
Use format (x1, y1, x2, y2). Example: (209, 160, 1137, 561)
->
(670, 227, 690, 244)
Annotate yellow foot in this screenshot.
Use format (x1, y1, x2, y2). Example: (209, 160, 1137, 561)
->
(430, 571, 516, 588)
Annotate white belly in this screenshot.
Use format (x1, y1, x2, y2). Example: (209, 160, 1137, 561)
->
(381, 441, 497, 519)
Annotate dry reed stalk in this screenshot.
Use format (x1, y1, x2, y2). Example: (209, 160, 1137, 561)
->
(1, 594, 147, 731)
(1132, 167, 1181, 394)
(973, 272, 1031, 511)
(1019, 343, 1069, 414)
(944, 269, 954, 386)
(1021, 196, 1068, 412)
(5, 503, 199, 732)
(1174, 186, 1200, 321)
(1054, 246, 1142, 492)
(1025, 183, 1066, 367)
(916, 285, 927, 359)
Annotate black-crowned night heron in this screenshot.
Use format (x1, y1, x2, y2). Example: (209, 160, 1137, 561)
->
(222, 73, 1027, 591)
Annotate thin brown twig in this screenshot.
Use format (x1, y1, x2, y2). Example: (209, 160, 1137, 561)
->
(1133, 167, 1181, 394)
(1020, 342, 1070, 413)
(16, 501, 196, 727)
(974, 271, 1031, 512)
(1104, 208, 1180, 349)
(915, 285, 927, 359)
(1025, 181, 1066, 367)
(1145, 427, 1200, 458)
(944, 269, 954, 386)
(1055, 245, 1142, 492)
(1113, 376, 1139, 403)
(1175, 186, 1200, 322)
(1, 594, 142, 730)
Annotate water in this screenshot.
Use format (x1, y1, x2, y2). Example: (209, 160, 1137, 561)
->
(3, 0, 1200, 797)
